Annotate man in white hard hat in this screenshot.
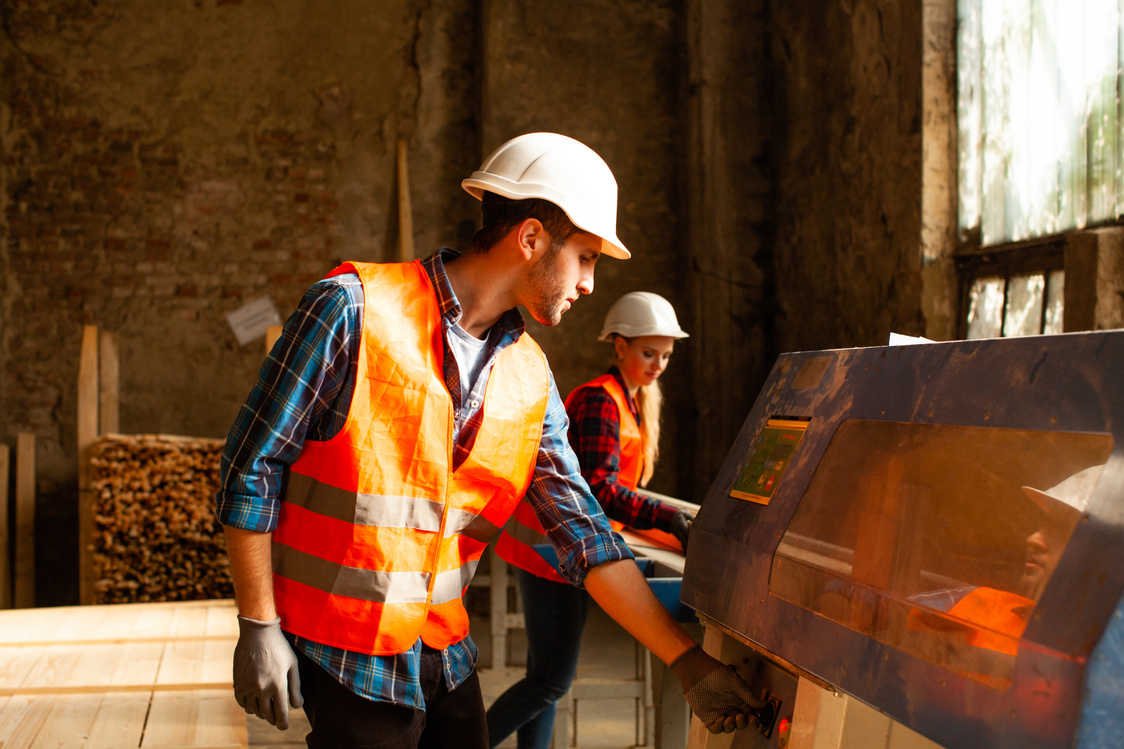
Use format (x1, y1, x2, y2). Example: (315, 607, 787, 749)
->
(907, 464, 1104, 682)
(215, 132, 762, 748)
(1019, 466, 1101, 600)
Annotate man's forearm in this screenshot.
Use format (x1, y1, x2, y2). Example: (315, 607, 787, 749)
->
(224, 526, 277, 621)
(584, 559, 696, 665)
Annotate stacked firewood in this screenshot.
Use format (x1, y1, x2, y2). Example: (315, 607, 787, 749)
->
(89, 434, 234, 604)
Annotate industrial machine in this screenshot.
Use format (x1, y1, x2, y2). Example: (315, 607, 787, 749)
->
(681, 331, 1124, 749)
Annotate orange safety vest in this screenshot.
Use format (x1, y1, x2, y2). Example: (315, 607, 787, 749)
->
(906, 586, 1034, 689)
(271, 260, 549, 655)
(494, 373, 643, 582)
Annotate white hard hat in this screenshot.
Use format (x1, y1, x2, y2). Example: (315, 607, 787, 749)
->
(598, 291, 689, 340)
(1021, 465, 1105, 518)
(461, 132, 630, 259)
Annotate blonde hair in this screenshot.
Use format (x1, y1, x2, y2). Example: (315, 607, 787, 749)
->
(611, 334, 664, 487)
(635, 380, 662, 487)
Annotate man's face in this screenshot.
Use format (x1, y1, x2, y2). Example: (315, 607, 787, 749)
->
(1021, 513, 1073, 600)
(524, 231, 601, 326)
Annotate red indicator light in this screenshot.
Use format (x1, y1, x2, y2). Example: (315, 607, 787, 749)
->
(777, 717, 792, 747)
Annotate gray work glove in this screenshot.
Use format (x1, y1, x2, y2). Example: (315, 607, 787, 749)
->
(668, 510, 693, 552)
(670, 645, 764, 734)
(233, 615, 303, 730)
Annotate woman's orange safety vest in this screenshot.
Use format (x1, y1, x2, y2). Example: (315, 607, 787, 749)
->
(494, 373, 643, 583)
(271, 260, 549, 655)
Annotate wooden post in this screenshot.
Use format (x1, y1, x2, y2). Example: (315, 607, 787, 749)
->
(78, 324, 99, 604)
(98, 330, 119, 436)
(0, 445, 9, 609)
(265, 325, 283, 354)
(14, 433, 35, 609)
(397, 138, 415, 262)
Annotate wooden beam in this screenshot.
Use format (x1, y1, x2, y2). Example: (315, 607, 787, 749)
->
(397, 138, 415, 262)
(98, 330, 119, 436)
(14, 432, 35, 609)
(0, 444, 9, 609)
(78, 324, 99, 605)
(265, 325, 282, 354)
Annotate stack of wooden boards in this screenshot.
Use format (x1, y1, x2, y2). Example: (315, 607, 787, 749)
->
(89, 435, 233, 605)
(0, 599, 246, 747)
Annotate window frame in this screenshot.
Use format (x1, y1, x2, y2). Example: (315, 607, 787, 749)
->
(955, 236, 1066, 339)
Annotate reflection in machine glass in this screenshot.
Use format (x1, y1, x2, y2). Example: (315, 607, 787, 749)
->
(769, 419, 1112, 690)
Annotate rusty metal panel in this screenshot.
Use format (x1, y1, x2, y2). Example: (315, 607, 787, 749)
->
(682, 331, 1124, 749)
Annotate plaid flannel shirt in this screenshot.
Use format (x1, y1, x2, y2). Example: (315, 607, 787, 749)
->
(215, 248, 631, 708)
(565, 369, 679, 532)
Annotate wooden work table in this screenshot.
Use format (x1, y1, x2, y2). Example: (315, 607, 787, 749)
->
(0, 598, 246, 748)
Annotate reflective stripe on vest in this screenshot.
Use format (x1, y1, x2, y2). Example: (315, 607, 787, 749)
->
(272, 260, 549, 655)
(495, 373, 643, 581)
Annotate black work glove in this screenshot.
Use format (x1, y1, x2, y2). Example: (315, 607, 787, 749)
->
(670, 645, 764, 734)
(233, 616, 303, 730)
(669, 510, 693, 552)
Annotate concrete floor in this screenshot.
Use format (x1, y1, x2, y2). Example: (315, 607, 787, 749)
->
(247, 604, 644, 749)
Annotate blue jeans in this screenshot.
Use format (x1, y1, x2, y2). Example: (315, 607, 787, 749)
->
(485, 568, 590, 749)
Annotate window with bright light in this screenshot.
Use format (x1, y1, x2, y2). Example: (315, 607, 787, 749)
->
(963, 265, 1065, 338)
(959, 0, 1121, 245)
(957, 0, 1122, 337)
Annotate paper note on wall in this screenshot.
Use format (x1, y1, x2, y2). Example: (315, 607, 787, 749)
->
(227, 297, 283, 346)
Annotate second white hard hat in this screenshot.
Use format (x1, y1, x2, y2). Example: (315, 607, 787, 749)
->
(1021, 464, 1105, 518)
(461, 132, 630, 259)
(599, 292, 689, 340)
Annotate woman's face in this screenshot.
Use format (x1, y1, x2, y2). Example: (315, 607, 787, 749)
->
(614, 335, 676, 393)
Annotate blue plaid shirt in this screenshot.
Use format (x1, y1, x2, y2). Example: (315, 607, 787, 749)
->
(215, 248, 631, 708)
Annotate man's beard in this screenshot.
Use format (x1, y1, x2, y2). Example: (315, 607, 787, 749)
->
(524, 241, 567, 326)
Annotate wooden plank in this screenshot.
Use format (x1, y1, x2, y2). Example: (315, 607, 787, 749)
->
(204, 601, 239, 639)
(14, 692, 102, 748)
(0, 445, 10, 610)
(0, 600, 236, 645)
(98, 330, 120, 436)
(0, 642, 233, 695)
(0, 693, 54, 748)
(618, 529, 687, 575)
(156, 639, 235, 688)
(78, 324, 99, 605)
(265, 325, 282, 354)
(142, 689, 247, 748)
(110, 641, 170, 688)
(86, 692, 151, 748)
(14, 433, 34, 609)
(0, 602, 246, 748)
(0, 644, 49, 693)
(0, 691, 244, 749)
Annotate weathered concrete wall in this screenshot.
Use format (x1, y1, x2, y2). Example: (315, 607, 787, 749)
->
(1, 0, 481, 603)
(2, 0, 941, 604)
(684, 0, 773, 497)
(770, 0, 926, 354)
(2, 0, 483, 452)
(479, 0, 689, 495)
(680, 0, 928, 494)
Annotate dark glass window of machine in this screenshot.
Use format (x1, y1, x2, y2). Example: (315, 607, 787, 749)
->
(769, 419, 1112, 689)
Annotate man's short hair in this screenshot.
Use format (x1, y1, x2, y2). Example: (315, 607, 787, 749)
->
(467, 193, 578, 253)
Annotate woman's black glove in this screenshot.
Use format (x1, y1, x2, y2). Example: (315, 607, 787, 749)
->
(669, 510, 693, 552)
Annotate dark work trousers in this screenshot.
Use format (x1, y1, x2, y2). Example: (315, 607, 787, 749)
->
(484, 568, 590, 749)
(295, 645, 489, 749)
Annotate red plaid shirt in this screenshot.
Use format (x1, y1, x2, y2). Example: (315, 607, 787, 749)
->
(565, 368, 679, 532)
